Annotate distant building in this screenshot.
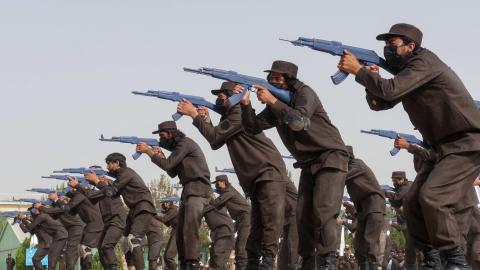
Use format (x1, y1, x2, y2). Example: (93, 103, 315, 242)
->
(0, 201, 31, 212)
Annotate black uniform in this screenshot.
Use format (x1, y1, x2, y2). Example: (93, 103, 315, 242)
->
(193, 99, 288, 265)
(147, 217, 165, 270)
(356, 47, 480, 252)
(155, 204, 179, 270)
(41, 200, 85, 270)
(65, 189, 103, 269)
(204, 206, 235, 270)
(241, 79, 348, 264)
(151, 136, 211, 265)
(155, 205, 178, 270)
(99, 167, 156, 270)
(278, 181, 300, 270)
(76, 181, 127, 270)
(345, 147, 386, 268)
(20, 223, 52, 270)
(208, 184, 251, 268)
(21, 213, 68, 270)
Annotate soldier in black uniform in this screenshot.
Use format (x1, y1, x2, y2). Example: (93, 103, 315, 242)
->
(19, 211, 52, 270)
(207, 174, 250, 270)
(40, 191, 85, 270)
(18, 207, 68, 270)
(178, 81, 289, 270)
(155, 199, 179, 270)
(63, 188, 103, 270)
(338, 23, 480, 270)
(69, 176, 127, 270)
(136, 122, 211, 270)
(383, 172, 416, 270)
(237, 61, 349, 270)
(85, 153, 156, 270)
(204, 202, 235, 270)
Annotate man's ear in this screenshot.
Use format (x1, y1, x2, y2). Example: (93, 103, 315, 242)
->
(407, 42, 416, 52)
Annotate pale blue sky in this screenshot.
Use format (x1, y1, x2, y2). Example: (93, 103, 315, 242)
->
(1, 1, 479, 199)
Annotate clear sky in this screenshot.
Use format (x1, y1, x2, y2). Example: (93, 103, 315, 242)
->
(1, 1, 479, 200)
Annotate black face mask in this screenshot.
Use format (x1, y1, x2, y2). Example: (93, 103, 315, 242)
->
(393, 183, 402, 189)
(108, 170, 119, 178)
(384, 45, 411, 69)
(160, 137, 175, 151)
(270, 82, 288, 90)
(215, 98, 227, 114)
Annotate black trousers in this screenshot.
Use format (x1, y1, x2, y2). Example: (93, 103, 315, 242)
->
(98, 225, 124, 268)
(405, 151, 480, 251)
(147, 229, 163, 269)
(177, 195, 209, 263)
(33, 245, 49, 270)
(125, 211, 154, 270)
(48, 237, 67, 270)
(64, 225, 84, 270)
(209, 236, 235, 270)
(246, 180, 286, 259)
(297, 168, 346, 256)
(164, 228, 178, 270)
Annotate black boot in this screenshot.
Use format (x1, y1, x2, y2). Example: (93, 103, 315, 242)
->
(300, 256, 315, 270)
(444, 247, 471, 270)
(422, 248, 442, 270)
(258, 256, 275, 270)
(317, 252, 337, 270)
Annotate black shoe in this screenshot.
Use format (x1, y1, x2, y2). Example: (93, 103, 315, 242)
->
(422, 248, 442, 270)
(258, 256, 275, 270)
(300, 256, 315, 270)
(444, 247, 471, 270)
(317, 252, 337, 270)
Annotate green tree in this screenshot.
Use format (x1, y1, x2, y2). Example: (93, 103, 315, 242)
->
(148, 174, 177, 208)
(15, 236, 32, 270)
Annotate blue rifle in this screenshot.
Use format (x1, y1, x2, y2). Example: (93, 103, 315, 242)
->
(26, 188, 56, 194)
(214, 166, 236, 174)
(381, 185, 395, 192)
(183, 67, 293, 106)
(132, 90, 224, 121)
(157, 197, 180, 203)
(26, 188, 66, 196)
(15, 198, 51, 205)
(53, 167, 108, 176)
(99, 134, 167, 160)
(280, 37, 398, 85)
(360, 129, 426, 156)
(42, 175, 90, 185)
